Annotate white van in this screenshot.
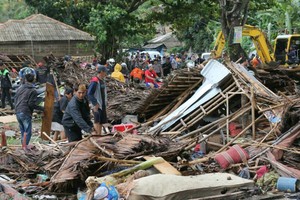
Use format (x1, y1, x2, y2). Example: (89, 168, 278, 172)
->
(141, 50, 161, 60)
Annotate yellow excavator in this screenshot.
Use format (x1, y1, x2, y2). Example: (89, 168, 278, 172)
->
(212, 25, 300, 66)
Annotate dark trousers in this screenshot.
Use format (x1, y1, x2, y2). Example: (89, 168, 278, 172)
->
(64, 125, 82, 142)
(1, 87, 13, 109)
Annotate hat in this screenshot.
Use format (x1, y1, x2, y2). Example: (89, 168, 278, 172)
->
(97, 65, 108, 73)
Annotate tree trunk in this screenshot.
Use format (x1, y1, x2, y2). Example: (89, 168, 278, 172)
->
(219, 0, 250, 62)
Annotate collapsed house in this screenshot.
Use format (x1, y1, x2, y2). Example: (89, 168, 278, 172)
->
(1, 58, 300, 199)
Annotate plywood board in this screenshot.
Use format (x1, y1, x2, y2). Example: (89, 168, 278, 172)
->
(144, 156, 181, 175)
(41, 83, 55, 140)
(129, 173, 254, 200)
(0, 115, 17, 124)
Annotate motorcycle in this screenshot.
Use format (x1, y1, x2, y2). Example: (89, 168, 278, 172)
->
(11, 78, 46, 106)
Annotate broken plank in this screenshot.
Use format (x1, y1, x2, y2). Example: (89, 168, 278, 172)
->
(167, 84, 195, 87)
(0, 183, 29, 200)
(144, 156, 181, 175)
(0, 115, 17, 123)
(177, 76, 202, 79)
(41, 83, 55, 140)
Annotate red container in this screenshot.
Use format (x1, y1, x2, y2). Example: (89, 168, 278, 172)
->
(112, 124, 135, 133)
(1, 132, 7, 146)
(214, 144, 249, 169)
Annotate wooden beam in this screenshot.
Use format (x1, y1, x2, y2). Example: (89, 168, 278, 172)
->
(144, 156, 181, 175)
(41, 83, 55, 140)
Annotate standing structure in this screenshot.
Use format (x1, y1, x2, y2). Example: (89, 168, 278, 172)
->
(0, 14, 95, 61)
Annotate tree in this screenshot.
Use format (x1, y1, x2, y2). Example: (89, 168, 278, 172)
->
(218, 0, 278, 62)
(0, 0, 32, 23)
(149, 0, 220, 54)
(86, 1, 156, 61)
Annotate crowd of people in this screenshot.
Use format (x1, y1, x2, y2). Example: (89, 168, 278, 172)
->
(94, 51, 205, 89)
(0, 50, 208, 146)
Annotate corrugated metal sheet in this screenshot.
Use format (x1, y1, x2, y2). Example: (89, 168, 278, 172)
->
(143, 43, 166, 49)
(146, 32, 182, 49)
(0, 14, 94, 42)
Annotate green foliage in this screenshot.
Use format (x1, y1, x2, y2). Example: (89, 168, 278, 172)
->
(248, 0, 300, 39)
(0, 0, 33, 22)
(6, 136, 19, 145)
(86, 2, 156, 60)
(7, 0, 300, 61)
(24, 0, 93, 29)
(148, 0, 220, 53)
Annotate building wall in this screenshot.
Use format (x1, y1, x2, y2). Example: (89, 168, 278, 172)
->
(0, 40, 94, 61)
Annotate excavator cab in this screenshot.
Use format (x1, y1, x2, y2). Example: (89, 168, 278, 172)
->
(274, 35, 300, 65)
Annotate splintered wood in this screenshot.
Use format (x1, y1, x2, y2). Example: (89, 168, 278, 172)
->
(2, 57, 300, 199)
(44, 54, 150, 122)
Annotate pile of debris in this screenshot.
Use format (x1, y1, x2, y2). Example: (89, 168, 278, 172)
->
(2, 58, 300, 199)
(43, 55, 151, 123)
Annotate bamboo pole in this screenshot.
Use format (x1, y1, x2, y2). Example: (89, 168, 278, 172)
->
(184, 107, 249, 149)
(94, 156, 141, 164)
(251, 86, 256, 139)
(258, 103, 285, 113)
(195, 104, 251, 139)
(169, 82, 237, 132)
(226, 92, 230, 143)
(244, 142, 300, 155)
(178, 82, 239, 131)
(89, 137, 114, 158)
(176, 102, 251, 141)
(216, 114, 264, 154)
(250, 122, 300, 161)
(123, 114, 167, 134)
(188, 115, 264, 165)
(226, 91, 247, 143)
(175, 111, 234, 141)
(184, 106, 252, 151)
(258, 123, 279, 145)
(160, 131, 181, 135)
(278, 91, 293, 104)
(41, 132, 64, 153)
(172, 84, 239, 133)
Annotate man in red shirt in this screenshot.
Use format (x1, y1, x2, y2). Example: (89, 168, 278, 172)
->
(145, 64, 159, 88)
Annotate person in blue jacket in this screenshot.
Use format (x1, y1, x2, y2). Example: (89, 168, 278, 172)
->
(87, 66, 108, 135)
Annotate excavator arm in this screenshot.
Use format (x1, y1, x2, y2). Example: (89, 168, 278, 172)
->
(212, 25, 275, 63)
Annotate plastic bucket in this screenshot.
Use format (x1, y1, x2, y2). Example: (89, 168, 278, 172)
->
(276, 177, 298, 193)
(112, 124, 134, 133)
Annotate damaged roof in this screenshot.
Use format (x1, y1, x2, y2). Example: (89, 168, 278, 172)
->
(0, 14, 95, 42)
(144, 32, 182, 49)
